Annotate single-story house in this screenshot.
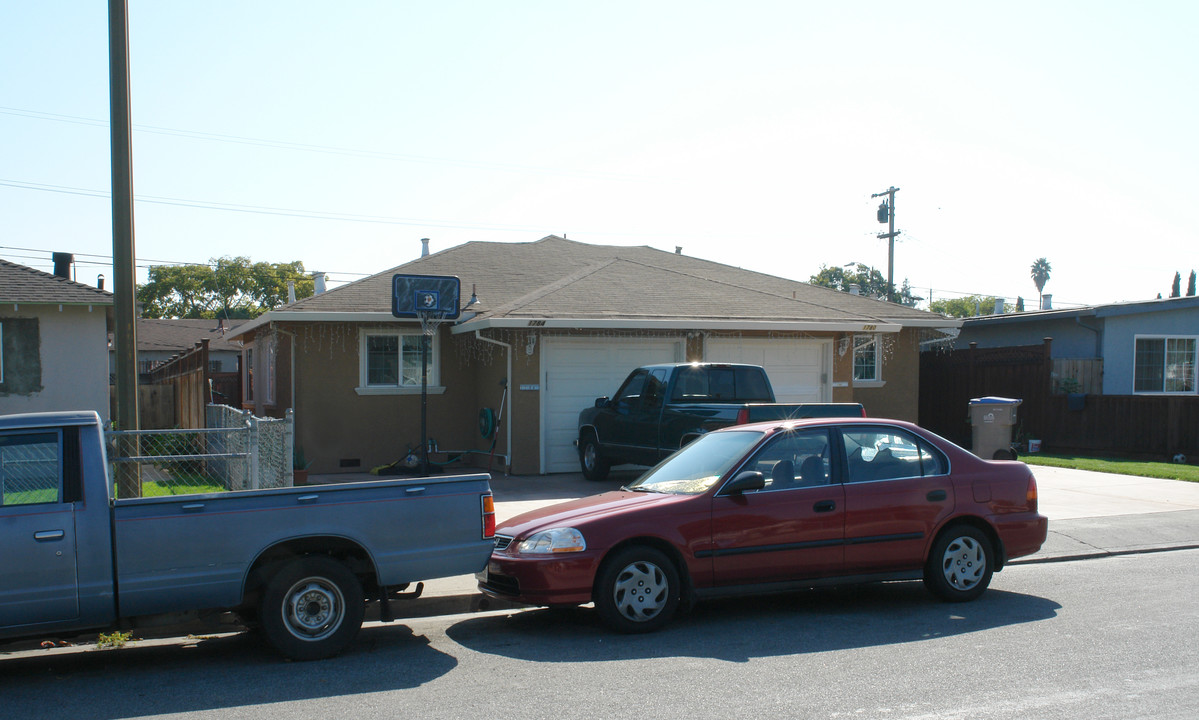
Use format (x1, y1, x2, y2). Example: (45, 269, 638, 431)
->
(110, 318, 245, 381)
(229, 236, 958, 475)
(0, 258, 113, 421)
(954, 296, 1199, 396)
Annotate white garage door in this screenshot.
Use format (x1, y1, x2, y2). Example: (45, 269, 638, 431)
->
(705, 338, 830, 403)
(541, 338, 682, 473)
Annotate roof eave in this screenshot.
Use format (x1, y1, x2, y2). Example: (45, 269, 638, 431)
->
(452, 317, 907, 333)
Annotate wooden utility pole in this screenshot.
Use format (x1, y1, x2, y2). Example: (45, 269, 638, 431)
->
(871, 186, 900, 303)
(110, 0, 141, 497)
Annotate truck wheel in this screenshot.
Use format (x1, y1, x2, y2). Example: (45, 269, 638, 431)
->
(595, 546, 680, 633)
(259, 556, 365, 660)
(923, 525, 994, 602)
(580, 436, 610, 481)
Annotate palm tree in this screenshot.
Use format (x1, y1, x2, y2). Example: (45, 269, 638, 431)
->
(1030, 258, 1052, 309)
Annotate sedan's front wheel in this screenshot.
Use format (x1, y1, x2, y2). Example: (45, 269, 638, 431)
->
(595, 546, 680, 633)
(924, 525, 994, 602)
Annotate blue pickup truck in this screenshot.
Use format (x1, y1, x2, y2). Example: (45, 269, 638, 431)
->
(1, 411, 495, 660)
(577, 363, 865, 480)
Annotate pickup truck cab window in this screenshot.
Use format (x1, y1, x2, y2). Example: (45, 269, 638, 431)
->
(613, 369, 650, 408)
(0, 431, 60, 506)
(670, 365, 772, 402)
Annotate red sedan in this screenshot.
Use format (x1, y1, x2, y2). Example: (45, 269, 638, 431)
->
(478, 418, 1048, 632)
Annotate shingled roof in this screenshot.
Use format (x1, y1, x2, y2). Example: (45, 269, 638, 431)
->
(232, 236, 954, 336)
(132, 318, 245, 354)
(0, 258, 113, 306)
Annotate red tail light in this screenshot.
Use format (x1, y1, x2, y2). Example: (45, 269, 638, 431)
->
(735, 407, 750, 425)
(482, 493, 496, 539)
(1026, 473, 1038, 512)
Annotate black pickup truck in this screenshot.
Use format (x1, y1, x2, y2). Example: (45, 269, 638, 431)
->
(576, 363, 865, 480)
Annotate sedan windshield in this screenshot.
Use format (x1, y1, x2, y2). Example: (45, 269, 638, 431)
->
(627, 430, 765, 495)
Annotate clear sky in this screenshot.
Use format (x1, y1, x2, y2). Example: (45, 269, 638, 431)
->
(3, 1, 1196, 310)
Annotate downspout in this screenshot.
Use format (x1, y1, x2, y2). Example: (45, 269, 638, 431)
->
(474, 330, 512, 473)
(1075, 316, 1102, 357)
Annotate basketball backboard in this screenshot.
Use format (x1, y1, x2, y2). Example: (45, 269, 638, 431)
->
(391, 274, 461, 319)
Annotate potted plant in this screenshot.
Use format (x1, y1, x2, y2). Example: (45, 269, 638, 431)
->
(293, 446, 313, 486)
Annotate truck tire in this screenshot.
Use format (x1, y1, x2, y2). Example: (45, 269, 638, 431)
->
(579, 435, 611, 481)
(259, 556, 365, 661)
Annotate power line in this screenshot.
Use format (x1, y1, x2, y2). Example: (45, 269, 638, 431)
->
(0, 178, 545, 233)
(0, 105, 652, 182)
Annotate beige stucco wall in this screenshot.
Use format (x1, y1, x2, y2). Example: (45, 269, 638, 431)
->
(0, 304, 111, 422)
(847, 327, 922, 423)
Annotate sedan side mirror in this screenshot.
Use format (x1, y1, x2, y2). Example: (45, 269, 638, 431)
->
(595, 397, 611, 408)
(725, 470, 766, 494)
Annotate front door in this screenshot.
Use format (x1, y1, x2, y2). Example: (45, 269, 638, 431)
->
(0, 430, 79, 627)
(709, 429, 844, 586)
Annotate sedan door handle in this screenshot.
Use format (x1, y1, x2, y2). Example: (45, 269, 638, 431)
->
(926, 490, 947, 502)
(813, 500, 836, 513)
(34, 530, 65, 541)
(181, 503, 205, 513)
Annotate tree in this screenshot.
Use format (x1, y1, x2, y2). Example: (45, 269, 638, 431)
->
(1170, 271, 1182, 298)
(809, 263, 921, 305)
(928, 295, 1011, 319)
(1015, 296, 1025, 312)
(137, 256, 315, 319)
(1030, 258, 1052, 309)
(1188, 270, 1197, 297)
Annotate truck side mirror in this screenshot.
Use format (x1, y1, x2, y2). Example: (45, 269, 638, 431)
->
(725, 470, 766, 494)
(594, 397, 611, 408)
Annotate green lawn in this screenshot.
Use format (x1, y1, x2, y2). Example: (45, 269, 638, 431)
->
(1022, 453, 1199, 483)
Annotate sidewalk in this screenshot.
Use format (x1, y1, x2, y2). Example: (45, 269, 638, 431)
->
(385, 463, 1199, 619)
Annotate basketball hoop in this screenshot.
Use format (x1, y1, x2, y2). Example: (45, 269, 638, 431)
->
(391, 274, 461, 475)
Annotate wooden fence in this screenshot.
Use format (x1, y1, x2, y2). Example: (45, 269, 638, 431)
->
(146, 339, 241, 430)
(920, 339, 1198, 461)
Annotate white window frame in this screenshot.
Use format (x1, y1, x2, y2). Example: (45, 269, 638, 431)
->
(852, 334, 884, 387)
(1133, 335, 1197, 395)
(356, 327, 445, 395)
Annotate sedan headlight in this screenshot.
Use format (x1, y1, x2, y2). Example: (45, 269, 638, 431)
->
(516, 527, 587, 554)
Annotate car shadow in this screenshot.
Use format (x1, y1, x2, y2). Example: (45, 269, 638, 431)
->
(447, 582, 1062, 664)
(0, 624, 456, 719)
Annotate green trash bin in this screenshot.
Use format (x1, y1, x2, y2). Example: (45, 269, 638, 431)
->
(969, 396, 1021, 460)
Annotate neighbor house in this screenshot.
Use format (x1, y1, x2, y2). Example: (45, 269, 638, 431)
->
(109, 317, 245, 381)
(954, 296, 1199, 396)
(229, 236, 959, 476)
(0, 258, 113, 421)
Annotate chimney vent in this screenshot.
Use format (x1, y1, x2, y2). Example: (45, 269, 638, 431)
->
(848, 284, 861, 296)
(421, 238, 430, 257)
(675, 246, 682, 255)
(1041, 294, 1053, 310)
(287, 280, 296, 304)
(52, 252, 73, 279)
(313, 273, 327, 294)
(994, 298, 1005, 315)
(97, 274, 105, 290)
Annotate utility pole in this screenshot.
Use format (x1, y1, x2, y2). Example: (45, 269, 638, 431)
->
(871, 186, 900, 303)
(110, 0, 140, 497)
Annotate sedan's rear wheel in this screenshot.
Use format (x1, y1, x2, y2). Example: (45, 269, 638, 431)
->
(924, 525, 994, 602)
(595, 546, 680, 633)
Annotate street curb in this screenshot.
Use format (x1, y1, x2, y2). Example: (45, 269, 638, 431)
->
(1008, 542, 1199, 566)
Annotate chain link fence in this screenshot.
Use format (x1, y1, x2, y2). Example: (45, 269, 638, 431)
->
(106, 406, 293, 499)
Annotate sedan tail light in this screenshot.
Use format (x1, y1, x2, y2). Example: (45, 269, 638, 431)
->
(1026, 473, 1039, 512)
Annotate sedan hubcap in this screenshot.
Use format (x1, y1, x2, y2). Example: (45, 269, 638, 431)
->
(941, 536, 985, 591)
(612, 561, 668, 622)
